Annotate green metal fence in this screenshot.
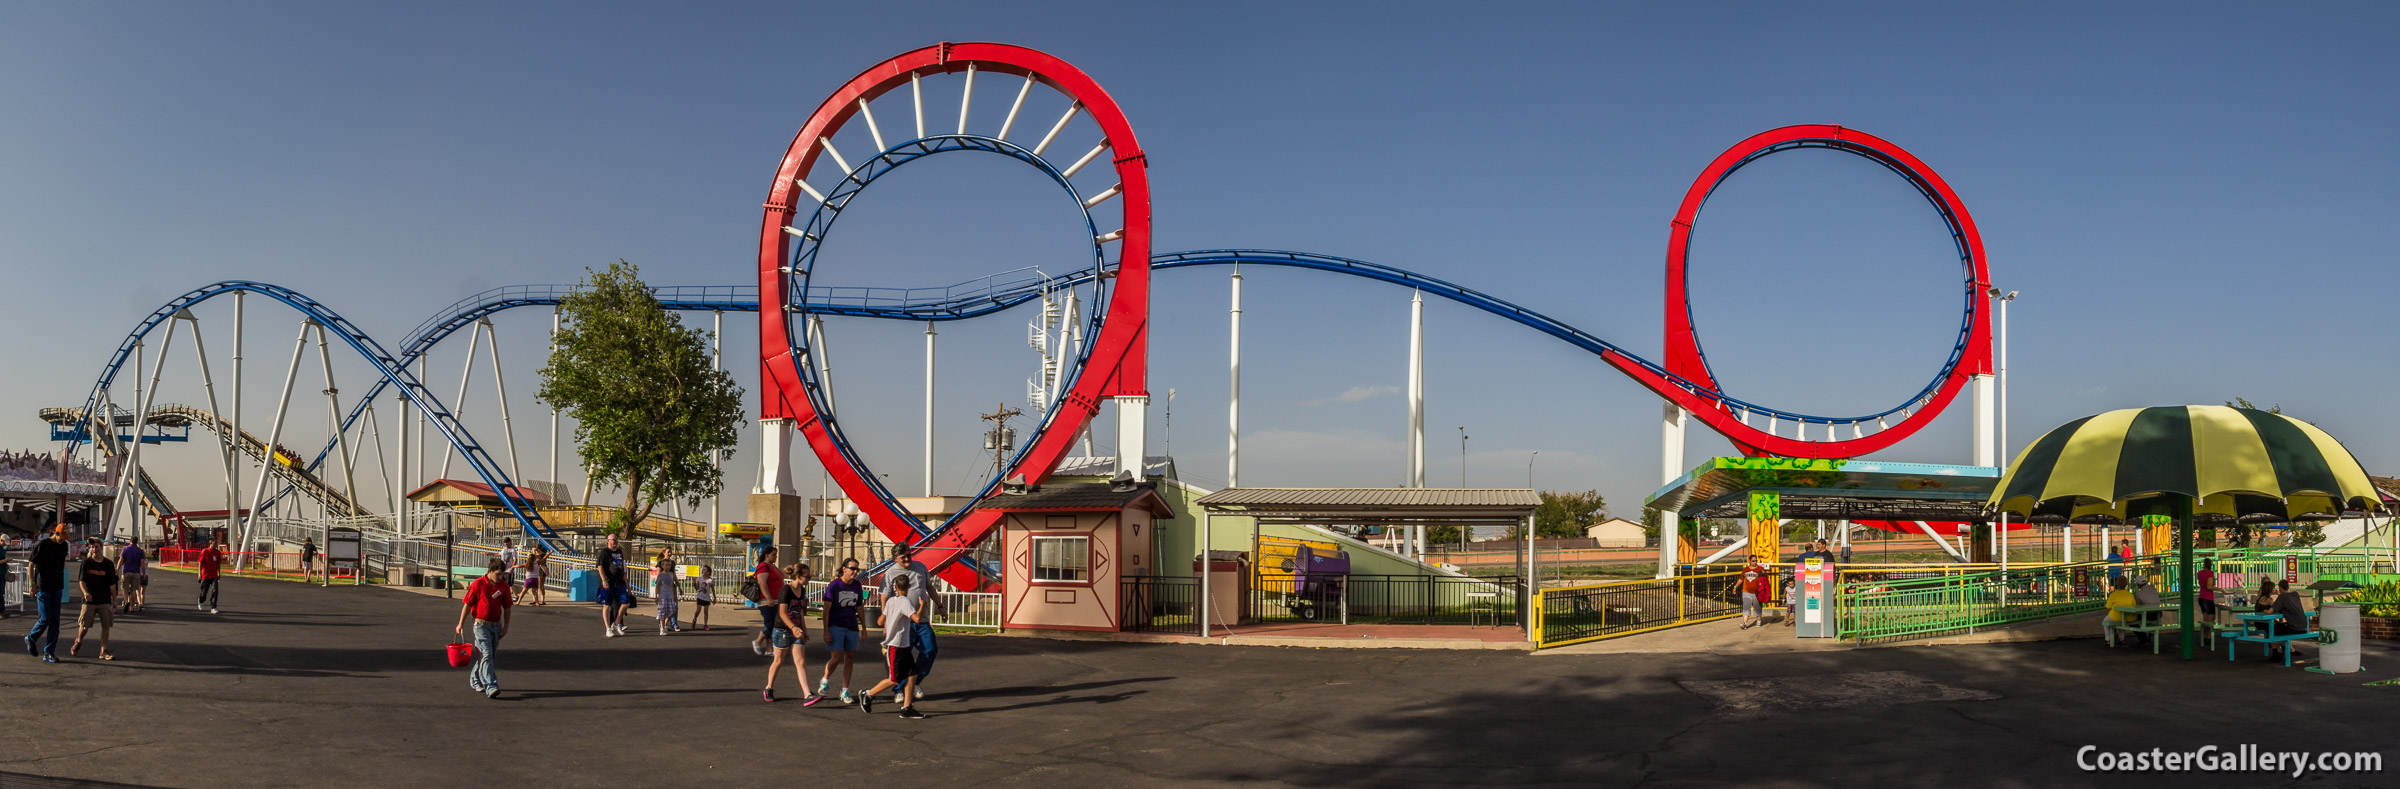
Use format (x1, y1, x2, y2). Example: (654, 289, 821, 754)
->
(1835, 558, 2114, 643)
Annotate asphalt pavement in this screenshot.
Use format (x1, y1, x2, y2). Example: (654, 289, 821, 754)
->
(2, 575, 2394, 787)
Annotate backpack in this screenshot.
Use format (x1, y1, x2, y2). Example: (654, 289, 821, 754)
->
(738, 573, 765, 604)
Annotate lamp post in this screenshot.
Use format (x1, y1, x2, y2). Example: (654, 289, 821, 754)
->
(1988, 288, 2017, 568)
(1527, 451, 1538, 489)
(1457, 426, 1468, 487)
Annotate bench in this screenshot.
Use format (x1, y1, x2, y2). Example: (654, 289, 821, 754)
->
(2226, 630, 2317, 667)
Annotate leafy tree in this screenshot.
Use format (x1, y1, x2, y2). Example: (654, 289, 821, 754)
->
(1518, 489, 1606, 539)
(538, 261, 745, 534)
(1640, 507, 1662, 540)
(2225, 397, 2281, 413)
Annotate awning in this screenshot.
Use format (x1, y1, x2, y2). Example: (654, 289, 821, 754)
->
(1194, 487, 1538, 526)
(1646, 457, 2000, 522)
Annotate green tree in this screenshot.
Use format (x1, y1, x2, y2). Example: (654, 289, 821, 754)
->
(1520, 489, 1606, 539)
(1640, 507, 1662, 540)
(538, 261, 745, 534)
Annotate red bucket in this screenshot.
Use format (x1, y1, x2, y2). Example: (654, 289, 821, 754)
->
(446, 641, 474, 668)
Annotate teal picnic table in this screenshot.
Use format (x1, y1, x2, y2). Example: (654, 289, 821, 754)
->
(2110, 604, 2185, 654)
(2225, 610, 2318, 666)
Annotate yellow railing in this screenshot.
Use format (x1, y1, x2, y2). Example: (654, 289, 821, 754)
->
(1534, 570, 1746, 648)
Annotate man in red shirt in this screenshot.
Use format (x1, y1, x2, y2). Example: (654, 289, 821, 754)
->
(1739, 559, 1771, 629)
(197, 538, 225, 614)
(454, 558, 514, 699)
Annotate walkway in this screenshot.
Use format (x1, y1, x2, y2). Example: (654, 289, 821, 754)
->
(4, 577, 2393, 787)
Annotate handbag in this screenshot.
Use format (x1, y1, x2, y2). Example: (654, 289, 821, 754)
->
(446, 639, 474, 668)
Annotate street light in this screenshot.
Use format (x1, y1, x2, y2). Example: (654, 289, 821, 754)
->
(1457, 426, 1468, 487)
(1527, 451, 1538, 489)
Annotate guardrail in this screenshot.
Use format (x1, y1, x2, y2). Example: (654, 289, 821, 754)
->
(1122, 575, 1197, 635)
(1535, 570, 1743, 648)
(1835, 558, 2112, 643)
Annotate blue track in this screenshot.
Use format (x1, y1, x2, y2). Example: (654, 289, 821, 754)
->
(95, 249, 1971, 555)
(70, 282, 573, 555)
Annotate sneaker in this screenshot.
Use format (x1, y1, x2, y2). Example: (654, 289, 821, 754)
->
(762, 687, 777, 703)
(605, 628, 618, 638)
(801, 694, 824, 707)
(24, 639, 36, 657)
(816, 679, 831, 696)
(840, 689, 854, 705)
(751, 642, 767, 656)
(210, 608, 220, 615)
(898, 706, 926, 720)
(859, 692, 874, 714)
(485, 687, 500, 699)
(40, 654, 58, 664)
(198, 604, 206, 611)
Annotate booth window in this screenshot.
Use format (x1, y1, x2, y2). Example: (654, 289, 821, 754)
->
(1032, 536, 1090, 582)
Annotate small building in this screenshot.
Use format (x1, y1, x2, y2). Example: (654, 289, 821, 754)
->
(405, 479, 555, 508)
(979, 480, 1175, 633)
(1583, 517, 1646, 548)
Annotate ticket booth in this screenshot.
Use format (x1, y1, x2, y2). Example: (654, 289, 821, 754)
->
(980, 481, 1175, 633)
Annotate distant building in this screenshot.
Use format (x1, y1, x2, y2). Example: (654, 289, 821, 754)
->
(1583, 517, 1645, 548)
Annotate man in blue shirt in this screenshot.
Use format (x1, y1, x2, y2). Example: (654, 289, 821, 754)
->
(116, 540, 147, 613)
(818, 561, 867, 704)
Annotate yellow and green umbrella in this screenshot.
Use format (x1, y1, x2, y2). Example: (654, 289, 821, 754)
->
(1991, 405, 2382, 518)
(1987, 405, 2383, 660)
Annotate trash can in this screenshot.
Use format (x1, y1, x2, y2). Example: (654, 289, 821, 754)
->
(1194, 551, 1250, 629)
(385, 563, 421, 588)
(568, 569, 599, 602)
(2319, 603, 2361, 674)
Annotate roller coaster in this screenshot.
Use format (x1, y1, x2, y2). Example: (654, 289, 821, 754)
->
(52, 42, 1992, 590)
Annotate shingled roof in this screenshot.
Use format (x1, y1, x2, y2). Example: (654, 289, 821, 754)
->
(977, 481, 1175, 518)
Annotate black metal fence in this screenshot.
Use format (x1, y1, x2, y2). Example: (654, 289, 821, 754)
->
(1251, 573, 1522, 627)
(1121, 574, 1199, 635)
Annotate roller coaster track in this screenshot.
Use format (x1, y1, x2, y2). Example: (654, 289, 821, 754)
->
(62, 282, 572, 555)
(40, 403, 369, 522)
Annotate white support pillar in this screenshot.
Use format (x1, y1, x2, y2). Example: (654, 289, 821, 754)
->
(1116, 395, 1149, 482)
(313, 323, 359, 513)
(1970, 373, 1998, 467)
(1407, 290, 1424, 488)
(711, 310, 721, 526)
(121, 319, 179, 537)
(755, 419, 798, 496)
(1227, 266, 1241, 489)
(924, 321, 936, 497)
(396, 390, 410, 533)
(482, 319, 522, 484)
(1661, 402, 1687, 485)
(229, 293, 244, 542)
(440, 321, 484, 480)
(184, 312, 235, 546)
(550, 307, 561, 504)
(1525, 513, 1537, 642)
(236, 321, 311, 572)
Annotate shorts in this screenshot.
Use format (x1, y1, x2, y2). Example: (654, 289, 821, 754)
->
(522, 574, 540, 590)
(695, 598, 711, 607)
(769, 623, 802, 650)
(2198, 598, 2218, 616)
(883, 646, 918, 683)
(1740, 591, 1761, 618)
(121, 575, 146, 591)
(827, 626, 859, 652)
(78, 603, 114, 630)
(598, 586, 631, 606)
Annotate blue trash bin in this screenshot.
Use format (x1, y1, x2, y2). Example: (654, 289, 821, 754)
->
(568, 569, 599, 602)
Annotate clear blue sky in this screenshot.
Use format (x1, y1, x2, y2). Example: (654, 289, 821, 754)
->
(4, 2, 2396, 520)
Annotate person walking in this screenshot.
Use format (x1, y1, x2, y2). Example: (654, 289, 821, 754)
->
(69, 543, 117, 661)
(692, 564, 716, 631)
(453, 558, 514, 699)
(520, 545, 549, 606)
(495, 538, 518, 590)
(763, 563, 822, 705)
(301, 537, 321, 583)
(652, 548, 681, 635)
(116, 539, 147, 613)
(595, 533, 631, 637)
(197, 537, 224, 614)
(817, 560, 866, 703)
(1738, 559, 1769, 629)
(859, 572, 926, 719)
(747, 546, 785, 656)
(22, 526, 70, 663)
(877, 544, 935, 702)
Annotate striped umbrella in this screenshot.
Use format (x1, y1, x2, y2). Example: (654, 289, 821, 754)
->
(1988, 405, 2381, 661)
(1991, 405, 2383, 518)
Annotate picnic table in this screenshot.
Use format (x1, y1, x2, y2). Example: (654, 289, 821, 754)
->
(2225, 610, 2319, 667)
(2109, 604, 2185, 654)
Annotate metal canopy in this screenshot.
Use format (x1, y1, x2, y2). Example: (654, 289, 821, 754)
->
(1646, 457, 2000, 522)
(1194, 487, 1538, 526)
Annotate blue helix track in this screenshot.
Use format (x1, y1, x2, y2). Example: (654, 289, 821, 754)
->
(93, 249, 1977, 554)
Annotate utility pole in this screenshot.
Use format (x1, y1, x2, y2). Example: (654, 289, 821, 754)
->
(981, 402, 1023, 481)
